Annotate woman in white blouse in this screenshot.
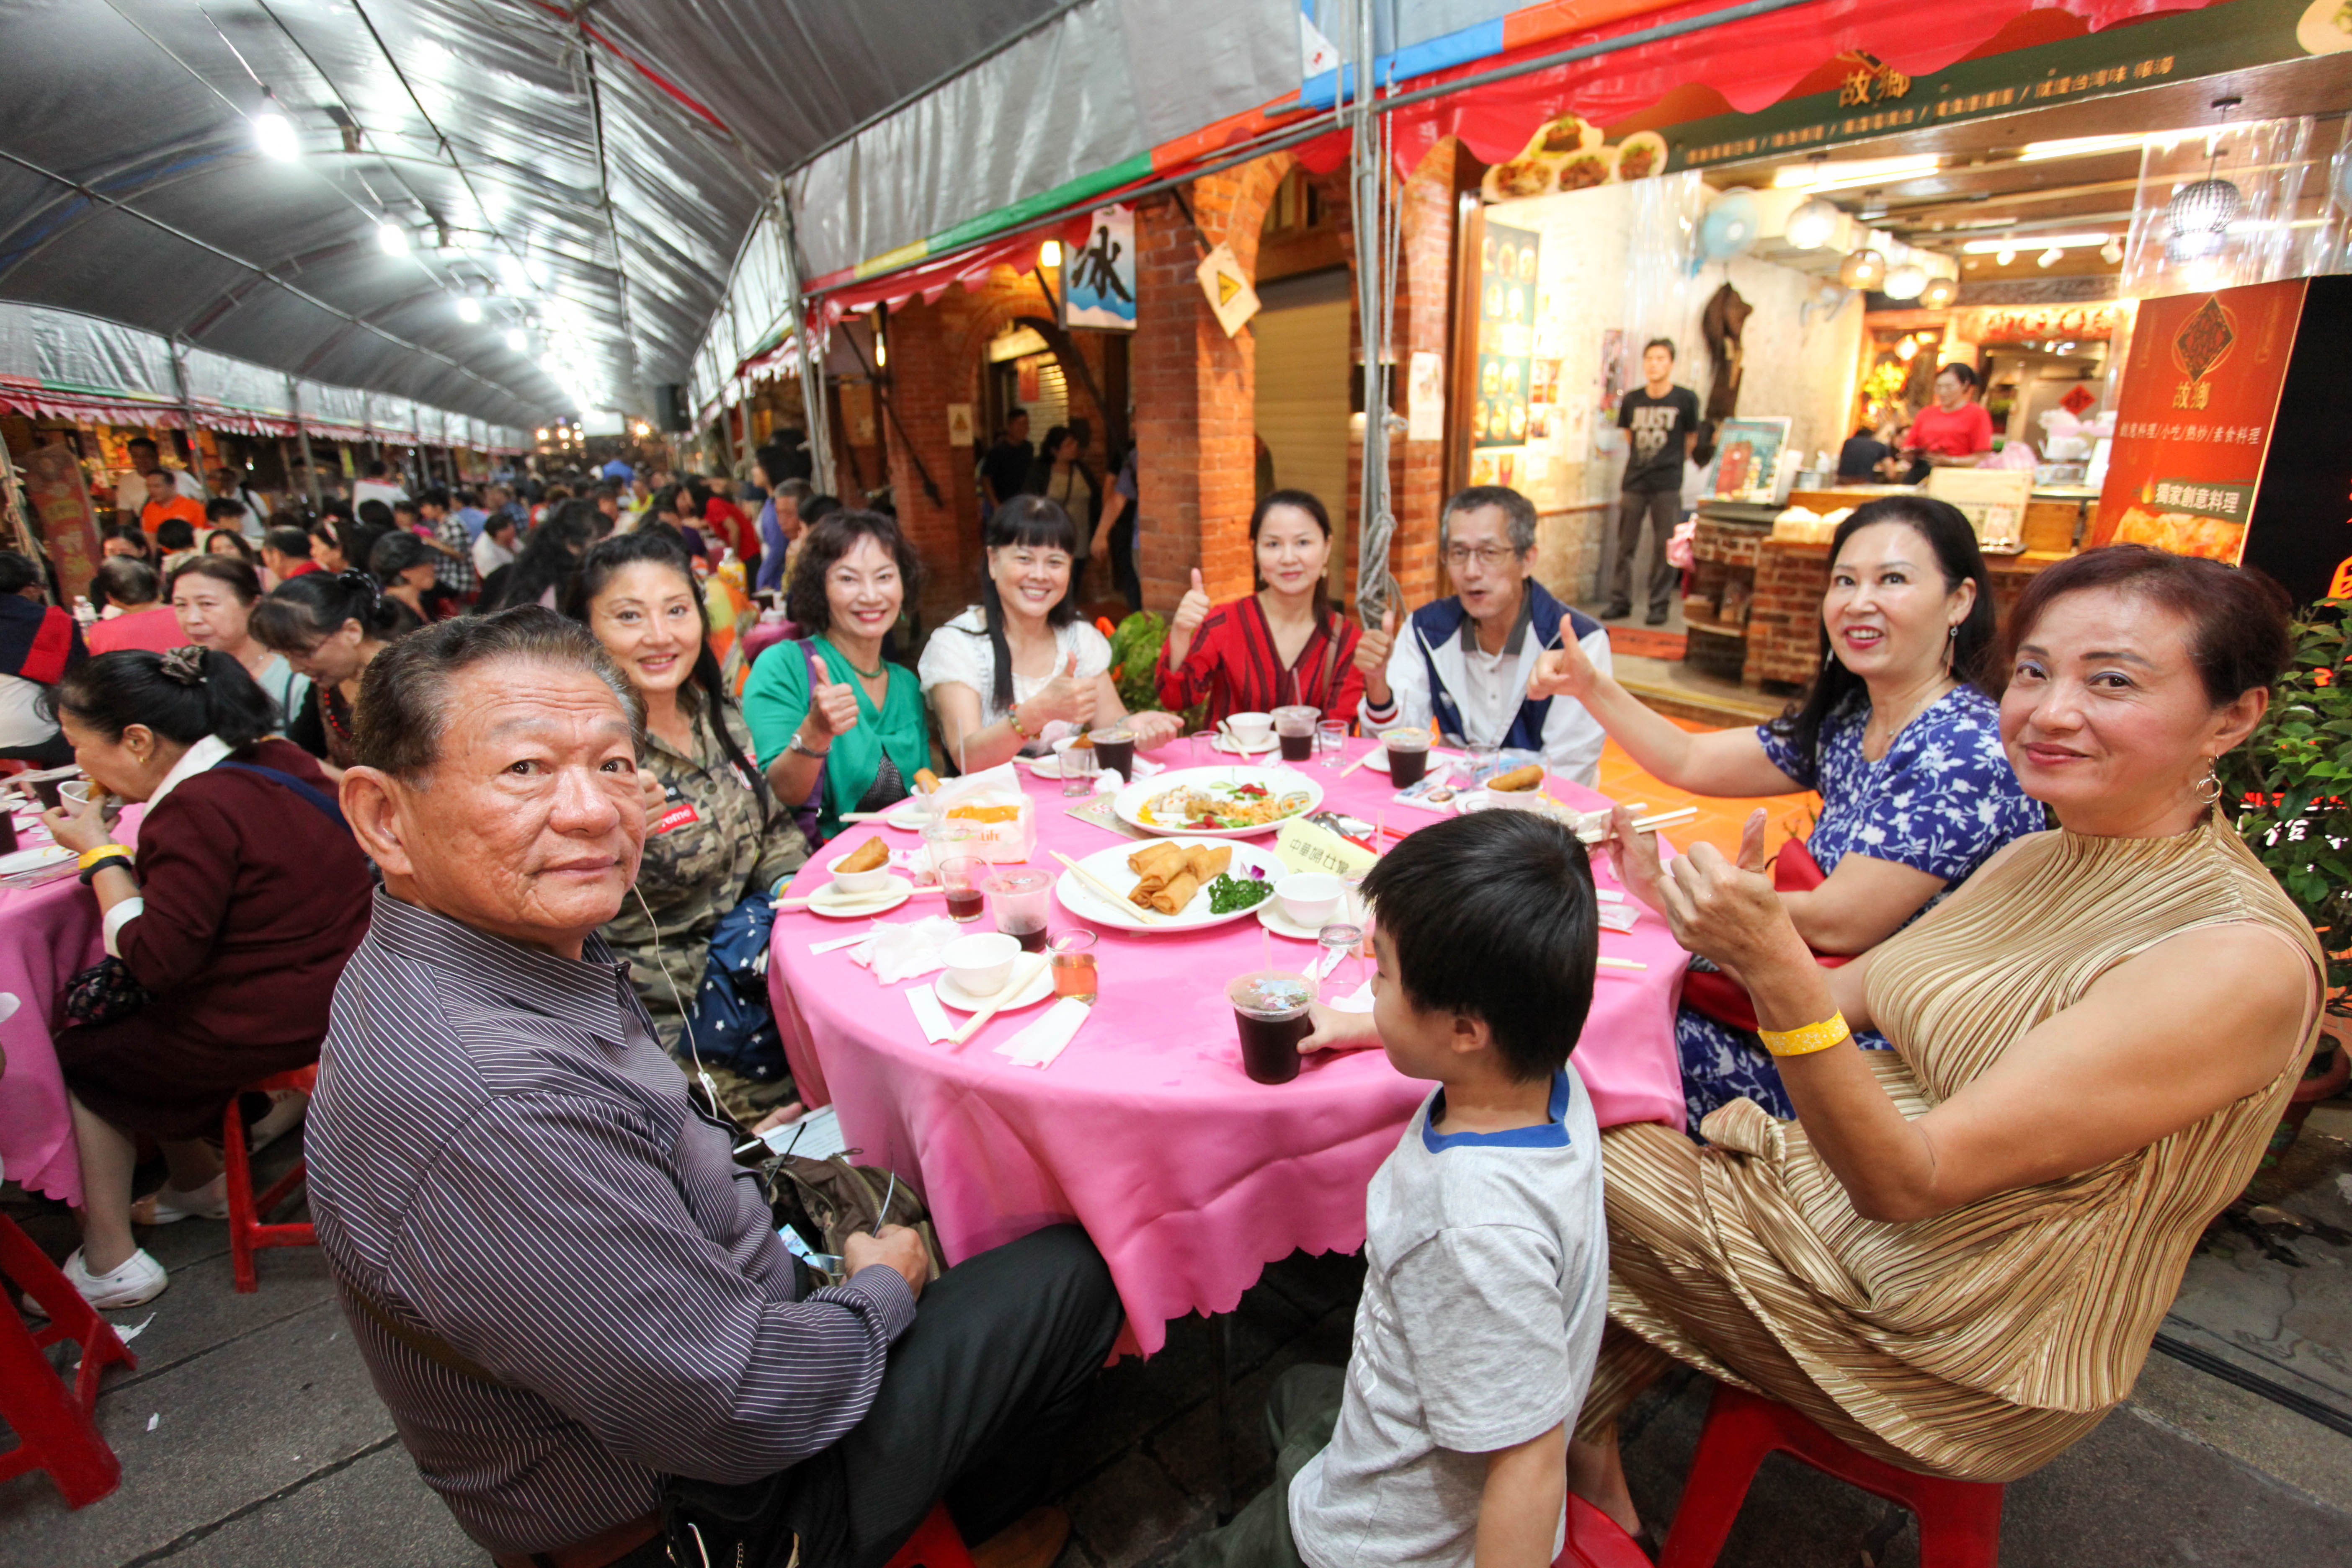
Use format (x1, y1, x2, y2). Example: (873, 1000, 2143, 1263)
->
(921, 496, 1182, 773)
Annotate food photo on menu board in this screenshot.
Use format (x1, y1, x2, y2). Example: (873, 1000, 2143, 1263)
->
(1475, 219, 1540, 453)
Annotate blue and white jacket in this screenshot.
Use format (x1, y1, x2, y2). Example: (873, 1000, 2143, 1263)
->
(1361, 580, 1611, 787)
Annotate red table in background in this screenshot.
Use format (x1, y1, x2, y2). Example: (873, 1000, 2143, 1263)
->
(767, 738, 1689, 1353)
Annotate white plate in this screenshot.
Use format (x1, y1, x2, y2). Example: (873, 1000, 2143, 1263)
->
(883, 796, 936, 830)
(1014, 751, 1072, 778)
(1112, 764, 1323, 840)
(1258, 900, 1344, 941)
(1357, 745, 1459, 775)
(1213, 732, 1279, 756)
(1053, 837, 1287, 933)
(933, 960, 1056, 1013)
(0, 844, 72, 876)
(802, 874, 914, 919)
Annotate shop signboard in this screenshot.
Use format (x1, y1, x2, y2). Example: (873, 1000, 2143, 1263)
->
(20, 439, 101, 603)
(2093, 279, 2303, 571)
(1663, 0, 2326, 176)
(1471, 220, 1538, 480)
(1063, 204, 1136, 332)
(2235, 276, 2352, 606)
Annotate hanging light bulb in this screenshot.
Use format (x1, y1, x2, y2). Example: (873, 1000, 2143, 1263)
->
(2038, 247, 2064, 268)
(1038, 239, 1063, 268)
(377, 221, 408, 255)
(253, 108, 299, 161)
(1994, 246, 2016, 266)
(1838, 250, 1885, 289)
(2100, 238, 2125, 265)
(874, 335, 887, 368)
(1883, 262, 1928, 300)
(504, 328, 526, 352)
(1783, 197, 1839, 251)
(536, 428, 551, 442)
(1896, 337, 1919, 361)
(455, 297, 482, 323)
(1918, 276, 1957, 309)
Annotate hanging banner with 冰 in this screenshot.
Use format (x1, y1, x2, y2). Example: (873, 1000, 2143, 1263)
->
(1063, 205, 1137, 332)
(1196, 243, 1261, 338)
(2093, 280, 2304, 568)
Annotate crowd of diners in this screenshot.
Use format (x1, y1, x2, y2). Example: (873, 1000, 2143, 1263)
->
(0, 451, 2318, 1568)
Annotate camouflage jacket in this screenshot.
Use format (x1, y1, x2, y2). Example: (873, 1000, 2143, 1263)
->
(601, 698, 809, 1037)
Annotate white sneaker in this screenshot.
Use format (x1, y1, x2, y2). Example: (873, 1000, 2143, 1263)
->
(63, 1246, 168, 1308)
(133, 1175, 229, 1225)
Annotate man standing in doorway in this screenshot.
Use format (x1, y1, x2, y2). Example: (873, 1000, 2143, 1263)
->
(1607, 338, 1699, 627)
(980, 409, 1034, 524)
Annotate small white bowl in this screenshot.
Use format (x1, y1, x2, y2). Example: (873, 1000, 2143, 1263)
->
(828, 848, 896, 896)
(1275, 871, 1342, 929)
(1225, 711, 1274, 748)
(942, 931, 1020, 997)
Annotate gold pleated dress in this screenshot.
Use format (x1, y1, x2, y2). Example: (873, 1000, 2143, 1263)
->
(1578, 813, 2321, 1480)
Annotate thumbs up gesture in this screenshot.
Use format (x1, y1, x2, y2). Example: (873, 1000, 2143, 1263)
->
(1027, 650, 1099, 731)
(1653, 807, 1792, 975)
(1166, 567, 1213, 667)
(805, 672, 863, 740)
(1354, 603, 1398, 707)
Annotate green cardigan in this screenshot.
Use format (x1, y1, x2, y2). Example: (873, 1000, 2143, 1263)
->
(740, 636, 928, 842)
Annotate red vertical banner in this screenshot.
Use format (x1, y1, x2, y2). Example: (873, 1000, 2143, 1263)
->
(2093, 280, 2306, 565)
(21, 440, 102, 603)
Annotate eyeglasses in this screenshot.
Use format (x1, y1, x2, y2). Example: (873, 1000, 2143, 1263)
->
(1442, 544, 1524, 569)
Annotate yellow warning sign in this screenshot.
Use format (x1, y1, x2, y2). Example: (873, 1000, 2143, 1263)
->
(1195, 242, 1261, 338)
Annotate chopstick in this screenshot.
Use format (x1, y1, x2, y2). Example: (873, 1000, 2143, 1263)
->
(1049, 850, 1171, 925)
(950, 952, 1050, 1046)
(1632, 805, 1699, 833)
(1598, 956, 1648, 971)
(1339, 748, 1379, 778)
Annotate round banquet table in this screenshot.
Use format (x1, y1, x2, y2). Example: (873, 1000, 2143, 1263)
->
(766, 737, 1689, 1354)
(0, 799, 132, 1209)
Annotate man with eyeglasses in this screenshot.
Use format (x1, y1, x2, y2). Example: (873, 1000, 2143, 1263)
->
(1354, 486, 1612, 786)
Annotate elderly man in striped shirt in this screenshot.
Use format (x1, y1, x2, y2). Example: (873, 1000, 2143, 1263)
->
(310, 607, 1120, 1568)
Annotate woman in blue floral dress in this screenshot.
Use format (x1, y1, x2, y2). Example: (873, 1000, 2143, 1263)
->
(1527, 495, 2044, 1129)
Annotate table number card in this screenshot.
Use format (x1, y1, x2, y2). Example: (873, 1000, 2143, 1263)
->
(1272, 816, 1379, 880)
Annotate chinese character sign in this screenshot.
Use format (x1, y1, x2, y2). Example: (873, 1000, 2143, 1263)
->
(1063, 205, 1135, 332)
(2093, 280, 2304, 564)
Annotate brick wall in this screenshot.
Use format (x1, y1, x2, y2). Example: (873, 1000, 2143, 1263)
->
(1744, 540, 1829, 688)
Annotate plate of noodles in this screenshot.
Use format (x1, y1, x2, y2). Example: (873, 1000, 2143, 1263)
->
(1111, 765, 1321, 839)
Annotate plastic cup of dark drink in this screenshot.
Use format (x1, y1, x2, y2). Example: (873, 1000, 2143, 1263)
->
(1383, 729, 1431, 787)
(1227, 970, 1315, 1085)
(1088, 727, 1136, 780)
(1272, 705, 1319, 763)
(939, 855, 988, 922)
(988, 871, 1053, 952)
(0, 808, 16, 855)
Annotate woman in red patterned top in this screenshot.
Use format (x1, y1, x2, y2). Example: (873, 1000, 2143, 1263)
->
(1156, 489, 1364, 727)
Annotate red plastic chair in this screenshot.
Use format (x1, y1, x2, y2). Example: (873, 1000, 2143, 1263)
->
(882, 1503, 974, 1568)
(224, 1065, 320, 1293)
(1556, 1492, 1653, 1568)
(0, 1214, 137, 1506)
(1659, 1383, 2004, 1568)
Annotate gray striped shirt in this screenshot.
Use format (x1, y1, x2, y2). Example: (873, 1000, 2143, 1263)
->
(306, 891, 915, 1555)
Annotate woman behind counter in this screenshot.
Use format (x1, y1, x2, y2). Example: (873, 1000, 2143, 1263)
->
(1902, 361, 1995, 479)
(45, 647, 373, 1307)
(742, 508, 930, 845)
(572, 533, 808, 1113)
(921, 495, 1183, 772)
(1567, 546, 2319, 1529)
(1527, 495, 2044, 1126)
(1156, 488, 1363, 729)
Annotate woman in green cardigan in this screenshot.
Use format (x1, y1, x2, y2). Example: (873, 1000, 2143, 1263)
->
(743, 509, 929, 845)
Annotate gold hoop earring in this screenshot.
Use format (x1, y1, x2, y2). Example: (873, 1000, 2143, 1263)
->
(2193, 762, 2222, 807)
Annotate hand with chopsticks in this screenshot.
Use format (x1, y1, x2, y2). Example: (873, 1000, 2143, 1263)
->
(1624, 806, 1810, 985)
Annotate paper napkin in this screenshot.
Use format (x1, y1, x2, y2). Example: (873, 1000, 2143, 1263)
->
(996, 997, 1091, 1067)
(1328, 978, 1375, 1014)
(906, 984, 955, 1044)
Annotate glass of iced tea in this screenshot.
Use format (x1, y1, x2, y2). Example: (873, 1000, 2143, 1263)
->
(1050, 930, 1099, 1001)
(1272, 705, 1320, 763)
(1382, 728, 1431, 788)
(938, 856, 988, 923)
(988, 870, 1054, 951)
(1227, 969, 1315, 1085)
(1088, 726, 1136, 780)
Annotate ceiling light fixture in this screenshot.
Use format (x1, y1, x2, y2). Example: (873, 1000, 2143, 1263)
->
(1883, 262, 1929, 300)
(1960, 232, 2112, 253)
(1038, 239, 1063, 268)
(1918, 276, 1958, 309)
(1896, 338, 1919, 361)
(377, 221, 408, 255)
(1783, 196, 1840, 250)
(455, 297, 482, 323)
(2038, 247, 2064, 268)
(504, 328, 526, 351)
(2100, 238, 2124, 264)
(253, 106, 299, 161)
(1773, 156, 1942, 194)
(1838, 250, 1886, 289)
(2165, 96, 2246, 268)
(2016, 134, 2151, 163)
(1995, 247, 2016, 266)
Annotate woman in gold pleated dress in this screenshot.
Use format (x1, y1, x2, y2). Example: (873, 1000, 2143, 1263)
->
(1539, 545, 2322, 1533)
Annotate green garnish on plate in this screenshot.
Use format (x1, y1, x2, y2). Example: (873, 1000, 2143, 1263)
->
(1206, 874, 1273, 914)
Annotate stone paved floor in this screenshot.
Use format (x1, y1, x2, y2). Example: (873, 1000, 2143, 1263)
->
(7, 1125, 2352, 1568)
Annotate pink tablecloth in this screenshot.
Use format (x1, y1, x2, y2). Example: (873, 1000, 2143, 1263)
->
(766, 739, 1688, 1353)
(0, 802, 119, 1208)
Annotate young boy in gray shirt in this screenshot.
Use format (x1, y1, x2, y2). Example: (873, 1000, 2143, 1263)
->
(1172, 810, 1607, 1568)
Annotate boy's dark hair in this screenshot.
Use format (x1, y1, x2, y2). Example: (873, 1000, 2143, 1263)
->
(1359, 811, 1598, 1083)
(154, 517, 196, 552)
(1643, 336, 1676, 358)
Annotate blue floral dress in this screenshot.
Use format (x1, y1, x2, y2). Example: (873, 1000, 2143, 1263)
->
(1676, 686, 2045, 1130)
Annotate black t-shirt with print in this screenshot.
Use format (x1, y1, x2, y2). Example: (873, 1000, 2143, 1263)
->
(1617, 386, 1700, 493)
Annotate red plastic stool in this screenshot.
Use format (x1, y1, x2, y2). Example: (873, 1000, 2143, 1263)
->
(224, 1065, 320, 1293)
(1660, 1383, 2004, 1568)
(0, 1214, 137, 1506)
(1555, 1492, 1653, 1568)
(882, 1502, 975, 1568)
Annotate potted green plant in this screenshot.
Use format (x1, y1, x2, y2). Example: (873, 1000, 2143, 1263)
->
(2217, 594, 2352, 1164)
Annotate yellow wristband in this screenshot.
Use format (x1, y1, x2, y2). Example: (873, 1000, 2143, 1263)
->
(77, 843, 136, 871)
(1758, 1014, 1851, 1058)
